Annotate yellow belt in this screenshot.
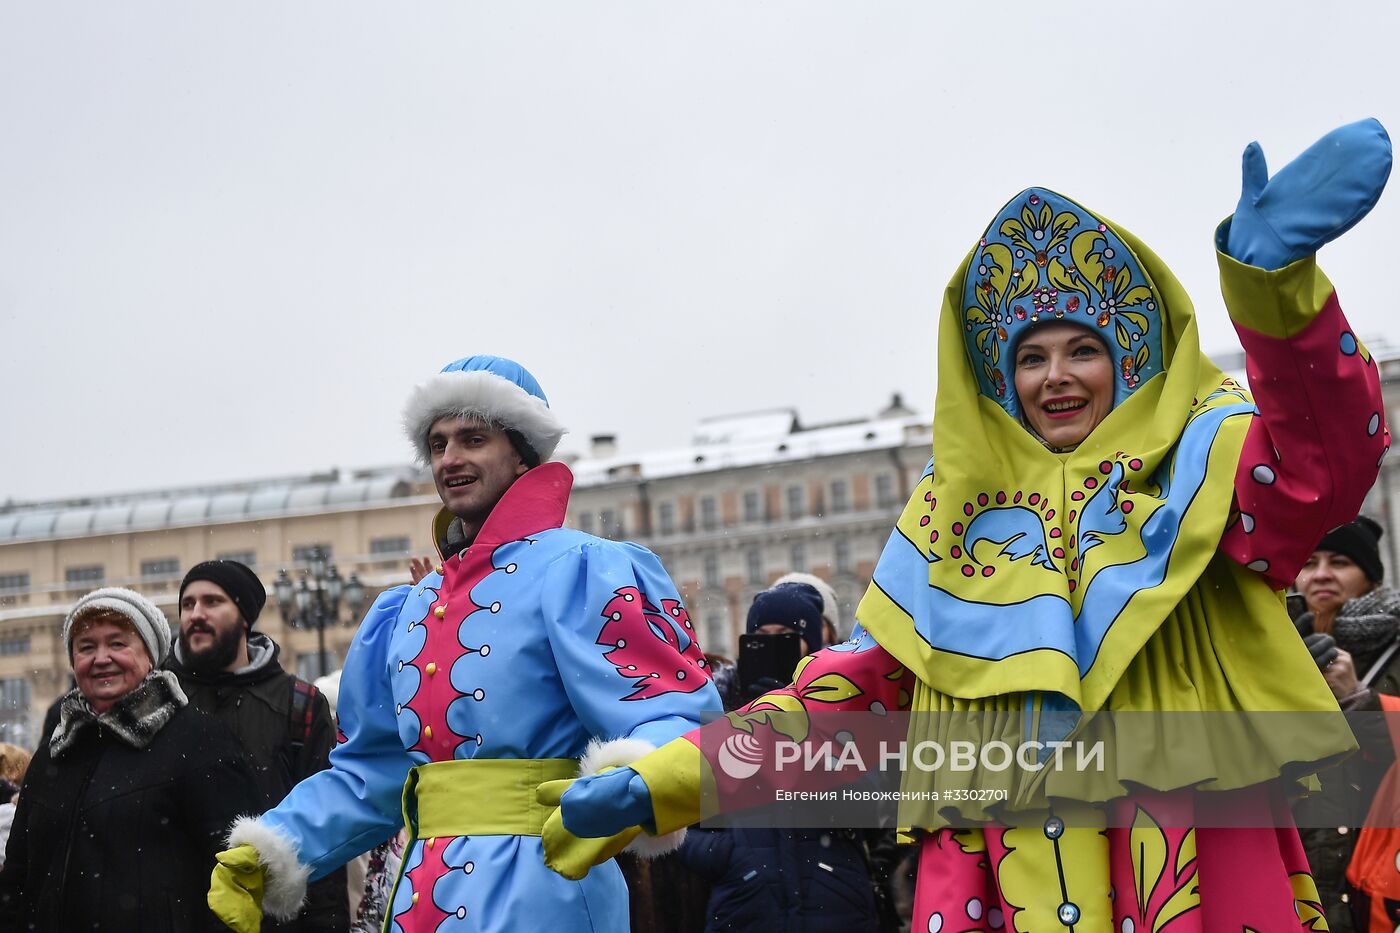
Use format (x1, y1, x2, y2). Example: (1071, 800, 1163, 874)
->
(401, 757, 578, 838)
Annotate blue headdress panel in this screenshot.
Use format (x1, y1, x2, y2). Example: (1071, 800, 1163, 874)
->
(961, 188, 1166, 419)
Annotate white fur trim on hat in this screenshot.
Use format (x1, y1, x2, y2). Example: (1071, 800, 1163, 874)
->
(773, 572, 840, 632)
(402, 370, 567, 464)
(578, 736, 687, 858)
(227, 815, 312, 921)
(63, 587, 171, 665)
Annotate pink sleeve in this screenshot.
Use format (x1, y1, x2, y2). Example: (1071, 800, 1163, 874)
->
(744, 631, 915, 715)
(682, 629, 914, 746)
(1220, 291, 1389, 588)
(677, 632, 915, 803)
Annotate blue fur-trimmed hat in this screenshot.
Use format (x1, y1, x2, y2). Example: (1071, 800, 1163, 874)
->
(961, 188, 1166, 420)
(401, 355, 567, 464)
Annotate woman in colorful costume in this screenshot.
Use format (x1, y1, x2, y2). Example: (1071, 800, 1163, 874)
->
(543, 120, 1393, 931)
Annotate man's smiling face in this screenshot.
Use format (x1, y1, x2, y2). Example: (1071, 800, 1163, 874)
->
(428, 416, 529, 527)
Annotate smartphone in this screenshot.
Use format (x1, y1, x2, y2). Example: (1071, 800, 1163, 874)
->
(1286, 592, 1308, 625)
(737, 631, 803, 696)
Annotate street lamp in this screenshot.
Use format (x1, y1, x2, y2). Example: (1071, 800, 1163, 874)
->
(274, 547, 368, 678)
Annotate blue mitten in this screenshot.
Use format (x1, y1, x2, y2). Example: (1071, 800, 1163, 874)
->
(558, 767, 655, 838)
(1224, 118, 1391, 269)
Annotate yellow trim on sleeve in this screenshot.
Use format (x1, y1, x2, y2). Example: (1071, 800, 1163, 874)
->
(629, 737, 713, 836)
(1215, 232, 1336, 339)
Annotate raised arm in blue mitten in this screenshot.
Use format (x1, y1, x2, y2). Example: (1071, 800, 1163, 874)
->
(1223, 118, 1391, 270)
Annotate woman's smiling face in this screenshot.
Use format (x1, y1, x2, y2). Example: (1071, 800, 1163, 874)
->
(1013, 323, 1115, 449)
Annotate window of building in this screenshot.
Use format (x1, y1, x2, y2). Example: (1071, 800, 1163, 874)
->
(217, 550, 256, 567)
(65, 565, 104, 585)
(706, 614, 728, 654)
(835, 538, 853, 574)
(140, 558, 181, 579)
(875, 474, 898, 508)
(657, 502, 676, 536)
(370, 536, 412, 556)
(700, 497, 719, 531)
(0, 636, 30, 656)
(0, 573, 29, 593)
(830, 480, 850, 514)
(703, 554, 720, 588)
(292, 544, 333, 565)
(0, 677, 30, 748)
(790, 543, 808, 573)
(786, 486, 805, 520)
(743, 491, 762, 523)
(576, 512, 594, 534)
(746, 549, 764, 585)
(600, 509, 623, 540)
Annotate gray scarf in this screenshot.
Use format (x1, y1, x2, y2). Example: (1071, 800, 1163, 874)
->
(49, 670, 188, 758)
(1334, 585, 1400, 679)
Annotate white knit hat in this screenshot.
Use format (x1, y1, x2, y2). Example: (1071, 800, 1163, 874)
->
(63, 587, 171, 665)
(772, 572, 840, 633)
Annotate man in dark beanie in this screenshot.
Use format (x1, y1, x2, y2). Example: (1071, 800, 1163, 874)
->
(168, 560, 347, 933)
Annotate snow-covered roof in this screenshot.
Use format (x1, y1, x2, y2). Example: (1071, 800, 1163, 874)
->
(0, 406, 936, 542)
(570, 412, 931, 488)
(0, 467, 425, 544)
(692, 409, 799, 445)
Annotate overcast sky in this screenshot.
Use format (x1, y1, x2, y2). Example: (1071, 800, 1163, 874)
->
(2, 2, 1397, 503)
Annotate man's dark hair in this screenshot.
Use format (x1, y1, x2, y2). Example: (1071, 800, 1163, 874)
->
(505, 428, 541, 468)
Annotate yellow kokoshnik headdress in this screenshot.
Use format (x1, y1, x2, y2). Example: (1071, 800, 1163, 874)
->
(857, 188, 1261, 714)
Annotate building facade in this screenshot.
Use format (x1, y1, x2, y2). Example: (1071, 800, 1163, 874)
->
(0, 397, 929, 747)
(7, 343, 1400, 748)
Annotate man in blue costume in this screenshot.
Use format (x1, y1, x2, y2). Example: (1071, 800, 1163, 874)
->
(209, 355, 722, 933)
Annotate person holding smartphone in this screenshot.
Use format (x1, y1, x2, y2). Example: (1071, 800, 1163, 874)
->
(1294, 516, 1400, 930)
(674, 582, 884, 933)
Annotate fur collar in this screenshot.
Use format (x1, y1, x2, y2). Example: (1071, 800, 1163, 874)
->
(49, 670, 188, 758)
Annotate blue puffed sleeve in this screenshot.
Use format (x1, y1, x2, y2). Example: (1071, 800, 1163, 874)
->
(540, 539, 722, 750)
(260, 586, 416, 879)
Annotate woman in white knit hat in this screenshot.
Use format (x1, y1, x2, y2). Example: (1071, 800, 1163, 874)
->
(0, 587, 260, 933)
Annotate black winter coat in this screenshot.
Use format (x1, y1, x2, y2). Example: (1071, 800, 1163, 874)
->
(0, 692, 259, 933)
(1297, 642, 1400, 932)
(676, 826, 881, 933)
(168, 634, 348, 933)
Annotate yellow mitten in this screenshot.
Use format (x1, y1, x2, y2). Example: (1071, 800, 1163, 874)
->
(208, 844, 265, 933)
(536, 777, 643, 880)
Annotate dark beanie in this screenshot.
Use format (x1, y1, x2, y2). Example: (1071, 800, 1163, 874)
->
(179, 560, 267, 626)
(1317, 516, 1385, 583)
(746, 582, 825, 654)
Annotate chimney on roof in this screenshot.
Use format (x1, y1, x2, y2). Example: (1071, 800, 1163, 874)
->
(879, 392, 915, 419)
(590, 434, 618, 458)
